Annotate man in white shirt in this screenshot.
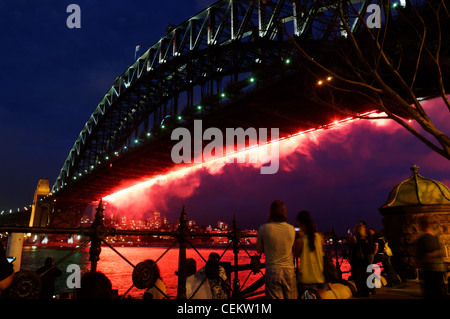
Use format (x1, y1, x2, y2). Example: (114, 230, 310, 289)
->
(256, 200, 297, 299)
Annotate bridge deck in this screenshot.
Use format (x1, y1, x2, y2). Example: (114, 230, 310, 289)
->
(51, 70, 375, 205)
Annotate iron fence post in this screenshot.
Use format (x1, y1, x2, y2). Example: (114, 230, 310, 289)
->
(232, 215, 240, 297)
(177, 206, 188, 299)
(332, 227, 342, 279)
(89, 200, 105, 272)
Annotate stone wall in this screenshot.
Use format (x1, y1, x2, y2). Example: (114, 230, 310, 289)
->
(380, 205, 450, 279)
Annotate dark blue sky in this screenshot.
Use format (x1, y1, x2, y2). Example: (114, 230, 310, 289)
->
(0, 0, 215, 210)
(0, 1, 449, 234)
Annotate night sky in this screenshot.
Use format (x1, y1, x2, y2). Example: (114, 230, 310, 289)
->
(0, 1, 449, 235)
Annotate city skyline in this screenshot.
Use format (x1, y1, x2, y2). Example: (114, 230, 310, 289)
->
(77, 209, 250, 246)
(84, 209, 234, 232)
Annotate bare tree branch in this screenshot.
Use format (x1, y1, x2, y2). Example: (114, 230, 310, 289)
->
(287, 0, 450, 160)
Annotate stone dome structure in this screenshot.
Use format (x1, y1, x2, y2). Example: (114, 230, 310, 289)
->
(379, 165, 450, 279)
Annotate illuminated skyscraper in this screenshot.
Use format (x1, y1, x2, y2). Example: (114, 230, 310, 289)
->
(153, 211, 161, 228)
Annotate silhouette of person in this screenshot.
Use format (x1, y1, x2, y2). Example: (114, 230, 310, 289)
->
(348, 223, 372, 297)
(76, 271, 113, 299)
(371, 228, 401, 287)
(143, 260, 167, 299)
(294, 210, 326, 291)
(191, 253, 228, 299)
(204, 253, 228, 299)
(0, 241, 14, 291)
(256, 200, 297, 299)
(36, 256, 62, 299)
(416, 215, 447, 299)
(183, 258, 200, 298)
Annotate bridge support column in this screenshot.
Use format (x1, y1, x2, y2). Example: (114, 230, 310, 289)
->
(29, 178, 50, 227)
(49, 202, 89, 228)
(6, 232, 24, 272)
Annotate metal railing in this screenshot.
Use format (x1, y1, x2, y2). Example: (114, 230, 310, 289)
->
(0, 201, 265, 299)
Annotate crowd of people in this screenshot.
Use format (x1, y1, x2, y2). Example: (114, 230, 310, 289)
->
(346, 221, 400, 297)
(0, 201, 448, 299)
(256, 200, 329, 299)
(144, 252, 231, 299)
(255, 200, 448, 299)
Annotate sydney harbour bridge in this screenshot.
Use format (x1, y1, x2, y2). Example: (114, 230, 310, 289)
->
(1, 0, 448, 229)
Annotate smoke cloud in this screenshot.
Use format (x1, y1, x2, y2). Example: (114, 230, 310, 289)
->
(103, 98, 450, 233)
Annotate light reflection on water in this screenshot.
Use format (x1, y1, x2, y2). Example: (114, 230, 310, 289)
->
(20, 245, 265, 298)
(94, 245, 263, 298)
(20, 245, 350, 298)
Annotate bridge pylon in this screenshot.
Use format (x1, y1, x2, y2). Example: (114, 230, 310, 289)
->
(29, 178, 50, 227)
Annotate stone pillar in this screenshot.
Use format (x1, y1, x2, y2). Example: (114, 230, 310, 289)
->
(29, 178, 50, 227)
(6, 232, 24, 272)
(381, 206, 450, 279)
(379, 165, 450, 279)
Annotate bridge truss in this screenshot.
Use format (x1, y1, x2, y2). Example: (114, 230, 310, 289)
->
(52, 0, 376, 196)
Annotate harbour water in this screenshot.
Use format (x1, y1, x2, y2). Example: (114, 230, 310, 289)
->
(19, 244, 351, 299)
(20, 245, 264, 298)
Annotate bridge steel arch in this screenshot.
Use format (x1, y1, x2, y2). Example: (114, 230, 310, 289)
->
(53, 0, 373, 191)
(42, 0, 380, 227)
